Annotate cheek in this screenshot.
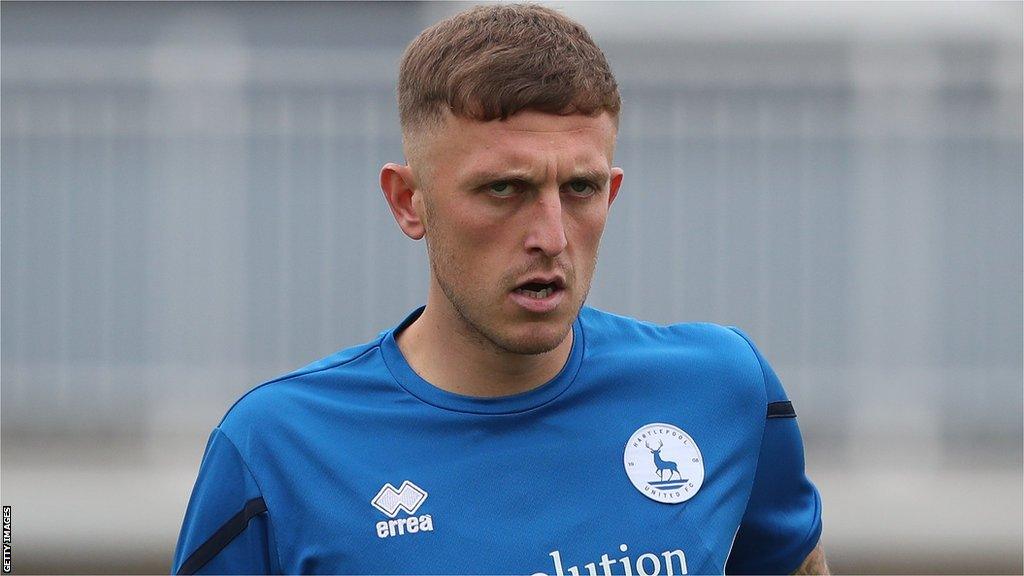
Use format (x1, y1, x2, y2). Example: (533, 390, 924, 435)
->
(431, 204, 509, 272)
(567, 204, 609, 253)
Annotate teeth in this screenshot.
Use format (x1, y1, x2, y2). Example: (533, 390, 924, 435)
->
(517, 287, 554, 299)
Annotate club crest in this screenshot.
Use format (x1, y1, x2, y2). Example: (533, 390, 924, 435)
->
(623, 423, 704, 504)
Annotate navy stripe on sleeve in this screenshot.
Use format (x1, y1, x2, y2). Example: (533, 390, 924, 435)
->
(766, 400, 797, 419)
(177, 497, 268, 575)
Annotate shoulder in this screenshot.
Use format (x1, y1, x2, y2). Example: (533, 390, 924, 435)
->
(216, 336, 385, 445)
(578, 306, 773, 399)
(579, 306, 761, 361)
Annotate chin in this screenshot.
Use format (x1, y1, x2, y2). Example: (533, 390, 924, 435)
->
(490, 319, 574, 355)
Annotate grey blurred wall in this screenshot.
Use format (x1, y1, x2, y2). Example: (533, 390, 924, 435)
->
(2, 2, 1021, 573)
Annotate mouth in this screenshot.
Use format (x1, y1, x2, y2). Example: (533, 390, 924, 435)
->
(513, 276, 566, 298)
(509, 275, 567, 313)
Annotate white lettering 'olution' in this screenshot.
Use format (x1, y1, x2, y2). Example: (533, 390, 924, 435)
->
(532, 544, 687, 576)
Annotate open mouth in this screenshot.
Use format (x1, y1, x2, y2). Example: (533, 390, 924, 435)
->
(513, 278, 565, 300)
(512, 280, 561, 297)
(510, 275, 567, 313)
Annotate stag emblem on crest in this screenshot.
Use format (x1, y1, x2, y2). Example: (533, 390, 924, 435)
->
(646, 439, 682, 481)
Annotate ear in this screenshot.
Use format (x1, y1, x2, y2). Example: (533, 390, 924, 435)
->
(380, 162, 425, 240)
(607, 167, 624, 208)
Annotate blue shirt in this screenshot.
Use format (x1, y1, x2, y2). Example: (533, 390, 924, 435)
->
(173, 306, 822, 574)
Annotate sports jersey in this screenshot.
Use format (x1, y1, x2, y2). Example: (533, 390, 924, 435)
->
(172, 306, 822, 575)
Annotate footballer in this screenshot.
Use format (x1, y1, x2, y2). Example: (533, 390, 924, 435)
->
(173, 4, 828, 575)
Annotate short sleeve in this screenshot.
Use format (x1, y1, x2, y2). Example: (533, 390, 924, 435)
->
(725, 328, 823, 575)
(172, 428, 279, 575)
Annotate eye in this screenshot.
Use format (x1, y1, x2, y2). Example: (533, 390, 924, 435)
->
(487, 181, 519, 198)
(566, 180, 597, 197)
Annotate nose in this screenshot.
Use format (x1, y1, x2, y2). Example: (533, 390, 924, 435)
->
(523, 188, 568, 257)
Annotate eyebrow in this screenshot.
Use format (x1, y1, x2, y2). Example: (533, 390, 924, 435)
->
(462, 167, 611, 189)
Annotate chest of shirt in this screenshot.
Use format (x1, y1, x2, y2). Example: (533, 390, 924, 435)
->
(253, 401, 761, 575)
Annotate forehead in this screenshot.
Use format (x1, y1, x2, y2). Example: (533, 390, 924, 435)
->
(421, 110, 618, 180)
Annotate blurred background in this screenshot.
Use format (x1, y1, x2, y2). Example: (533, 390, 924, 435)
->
(2, 1, 1021, 573)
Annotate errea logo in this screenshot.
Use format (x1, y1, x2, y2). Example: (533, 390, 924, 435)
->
(371, 481, 434, 539)
(372, 481, 427, 517)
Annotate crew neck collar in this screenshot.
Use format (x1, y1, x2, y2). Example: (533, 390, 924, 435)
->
(379, 306, 585, 415)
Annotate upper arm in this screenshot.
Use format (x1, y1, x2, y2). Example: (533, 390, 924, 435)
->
(792, 542, 830, 575)
(725, 328, 824, 575)
(172, 428, 279, 575)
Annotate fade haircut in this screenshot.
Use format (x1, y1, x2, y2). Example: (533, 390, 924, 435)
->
(398, 3, 621, 139)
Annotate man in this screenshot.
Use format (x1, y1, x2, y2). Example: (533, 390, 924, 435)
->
(173, 4, 827, 575)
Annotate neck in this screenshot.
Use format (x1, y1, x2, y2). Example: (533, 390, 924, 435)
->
(396, 290, 573, 398)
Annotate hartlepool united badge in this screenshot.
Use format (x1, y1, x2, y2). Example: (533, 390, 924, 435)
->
(624, 423, 705, 504)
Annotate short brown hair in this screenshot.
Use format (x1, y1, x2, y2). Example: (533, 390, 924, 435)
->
(398, 3, 621, 134)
